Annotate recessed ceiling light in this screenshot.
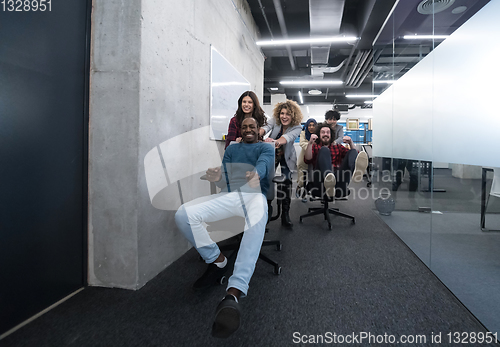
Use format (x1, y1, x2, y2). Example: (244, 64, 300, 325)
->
(417, 0, 455, 15)
(256, 36, 358, 46)
(298, 91, 303, 104)
(308, 89, 322, 95)
(269, 87, 278, 91)
(452, 6, 467, 14)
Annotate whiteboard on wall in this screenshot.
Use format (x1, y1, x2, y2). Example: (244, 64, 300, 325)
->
(210, 46, 251, 140)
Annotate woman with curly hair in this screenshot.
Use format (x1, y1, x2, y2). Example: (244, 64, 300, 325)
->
(261, 99, 303, 227)
(224, 91, 267, 149)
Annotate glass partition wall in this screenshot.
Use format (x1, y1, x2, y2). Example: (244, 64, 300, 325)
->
(371, 0, 499, 335)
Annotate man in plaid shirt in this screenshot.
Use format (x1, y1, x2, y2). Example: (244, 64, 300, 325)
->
(304, 123, 368, 198)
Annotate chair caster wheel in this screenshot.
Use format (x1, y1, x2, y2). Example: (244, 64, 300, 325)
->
(328, 224, 332, 230)
(352, 219, 356, 224)
(276, 243, 282, 251)
(299, 217, 303, 223)
(218, 275, 227, 285)
(367, 183, 371, 187)
(274, 266, 281, 275)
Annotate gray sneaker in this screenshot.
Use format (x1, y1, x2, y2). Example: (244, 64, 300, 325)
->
(324, 173, 336, 198)
(352, 151, 368, 183)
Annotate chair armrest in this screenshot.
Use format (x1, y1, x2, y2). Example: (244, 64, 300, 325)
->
(200, 174, 208, 180)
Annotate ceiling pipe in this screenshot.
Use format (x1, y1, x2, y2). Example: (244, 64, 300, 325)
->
(354, 49, 383, 88)
(272, 0, 296, 70)
(340, 44, 356, 81)
(352, 50, 374, 86)
(257, 0, 274, 39)
(344, 51, 364, 86)
(348, 50, 371, 86)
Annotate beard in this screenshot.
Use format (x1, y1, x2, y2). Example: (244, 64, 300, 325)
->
(321, 137, 330, 145)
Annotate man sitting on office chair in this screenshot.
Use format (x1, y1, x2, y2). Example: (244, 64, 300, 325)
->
(175, 117, 273, 339)
(304, 122, 368, 198)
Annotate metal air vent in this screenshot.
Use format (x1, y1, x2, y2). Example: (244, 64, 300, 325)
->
(417, 0, 455, 15)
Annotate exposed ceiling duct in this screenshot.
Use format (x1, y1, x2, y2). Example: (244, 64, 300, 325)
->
(309, 0, 345, 76)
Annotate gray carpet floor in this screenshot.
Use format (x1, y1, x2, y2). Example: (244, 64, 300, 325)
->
(380, 210, 500, 337)
(2, 180, 498, 346)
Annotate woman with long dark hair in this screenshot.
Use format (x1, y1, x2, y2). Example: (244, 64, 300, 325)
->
(224, 91, 267, 149)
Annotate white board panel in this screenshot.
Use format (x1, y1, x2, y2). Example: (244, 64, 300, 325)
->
(210, 46, 251, 140)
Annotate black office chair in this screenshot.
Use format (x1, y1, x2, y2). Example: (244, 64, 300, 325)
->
(201, 141, 283, 276)
(299, 167, 355, 230)
(208, 174, 284, 276)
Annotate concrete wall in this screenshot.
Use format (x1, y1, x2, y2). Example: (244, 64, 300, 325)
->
(89, 0, 264, 289)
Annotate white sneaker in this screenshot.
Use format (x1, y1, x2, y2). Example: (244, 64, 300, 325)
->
(324, 173, 336, 198)
(352, 151, 368, 183)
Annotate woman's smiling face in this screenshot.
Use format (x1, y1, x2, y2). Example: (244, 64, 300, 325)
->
(280, 108, 291, 126)
(241, 96, 255, 115)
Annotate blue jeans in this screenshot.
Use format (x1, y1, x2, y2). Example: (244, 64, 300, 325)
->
(175, 191, 267, 296)
(311, 147, 358, 198)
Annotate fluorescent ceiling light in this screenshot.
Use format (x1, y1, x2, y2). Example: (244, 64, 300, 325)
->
(373, 80, 395, 84)
(280, 80, 343, 86)
(257, 36, 358, 46)
(298, 91, 303, 104)
(269, 87, 279, 91)
(403, 35, 449, 40)
(306, 106, 310, 113)
(346, 94, 378, 98)
(364, 101, 373, 104)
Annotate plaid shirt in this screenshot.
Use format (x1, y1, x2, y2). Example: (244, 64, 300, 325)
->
(304, 143, 348, 168)
(225, 116, 240, 149)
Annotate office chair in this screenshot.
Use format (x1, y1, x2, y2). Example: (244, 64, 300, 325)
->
(200, 141, 283, 276)
(144, 128, 282, 280)
(299, 166, 356, 230)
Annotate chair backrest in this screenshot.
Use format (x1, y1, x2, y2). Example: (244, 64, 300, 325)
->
(491, 168, 500, 198)
(144, 126, 222, 210)
(362, 144, 372, 159)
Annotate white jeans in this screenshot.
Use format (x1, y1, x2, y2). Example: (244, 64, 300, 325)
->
(175, 191, 267, 296)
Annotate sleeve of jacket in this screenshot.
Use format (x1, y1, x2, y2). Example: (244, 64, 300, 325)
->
(281, 124, 302, 144)
(261, 114, 274, 136)
(254, 144, 274, 184)
(225, 117, 239, 149)
(299, 130, 308, 150)
(333, 124, 344, 145)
